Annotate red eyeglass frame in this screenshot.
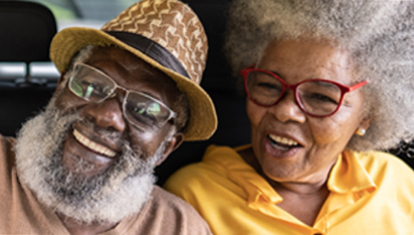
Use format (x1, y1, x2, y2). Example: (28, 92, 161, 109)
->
(240, 66, 367, 117)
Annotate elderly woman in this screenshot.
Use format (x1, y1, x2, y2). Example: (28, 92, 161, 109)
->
(164, 0, 414, 234)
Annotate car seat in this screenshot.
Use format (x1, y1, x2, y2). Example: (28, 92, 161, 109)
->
(0, 1, 57, 137)
(0, 0, 411, 186)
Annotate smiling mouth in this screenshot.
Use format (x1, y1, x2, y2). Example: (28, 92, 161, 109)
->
(268, 134, 301, 151)
(73, 129, 117, 157)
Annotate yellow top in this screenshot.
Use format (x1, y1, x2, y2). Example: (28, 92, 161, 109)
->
(164, 145, 414, 235)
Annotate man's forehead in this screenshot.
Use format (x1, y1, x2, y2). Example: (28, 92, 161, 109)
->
(86, 47, 170, 82)
(81, 46, 180, 103)
(86, 46, 151, 69)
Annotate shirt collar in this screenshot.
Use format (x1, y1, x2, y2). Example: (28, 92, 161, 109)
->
(205, 145, 377, 208)
(327, 150, 377, 194)
(206, 145, 282, 206)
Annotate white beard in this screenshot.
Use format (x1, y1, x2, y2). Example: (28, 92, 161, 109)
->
(15, 97, 168, 224)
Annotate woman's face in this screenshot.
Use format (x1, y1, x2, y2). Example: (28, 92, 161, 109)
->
(247, 39, 370, 184)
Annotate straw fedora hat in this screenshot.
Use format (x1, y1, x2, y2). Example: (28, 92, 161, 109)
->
(50, 0, 217, 141)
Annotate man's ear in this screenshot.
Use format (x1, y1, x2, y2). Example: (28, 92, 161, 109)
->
(155, 132, 185, 166)
(53, 71, 67, 96)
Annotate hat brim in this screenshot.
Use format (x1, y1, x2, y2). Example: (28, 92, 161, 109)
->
(50, 27, 217, 141)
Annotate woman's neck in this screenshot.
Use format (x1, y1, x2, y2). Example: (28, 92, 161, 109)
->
(276, 181, 330, 226)
(238, 147, 331, 226)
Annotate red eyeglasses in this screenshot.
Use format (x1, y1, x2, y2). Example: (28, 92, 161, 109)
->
(241, 66, 367, 117)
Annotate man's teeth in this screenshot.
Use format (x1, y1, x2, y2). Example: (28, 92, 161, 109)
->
(268, 134, 298, 146)
(73, 129, 117, 157)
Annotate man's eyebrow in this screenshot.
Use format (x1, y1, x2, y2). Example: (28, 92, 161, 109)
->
(96, 65, 115, 77)
(81, 63, 110, 76)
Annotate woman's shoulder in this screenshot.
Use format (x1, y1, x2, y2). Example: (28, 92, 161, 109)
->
(350, 150, 414, 182)
(165, 145, 241, 183)
(354, 150, 411, 169)
(163, 144, 249, 195)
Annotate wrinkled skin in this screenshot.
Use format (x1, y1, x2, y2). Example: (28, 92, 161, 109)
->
(15, 47, 185, 233)
(240, 39, 371, 225)
(55, 47, 184, 176)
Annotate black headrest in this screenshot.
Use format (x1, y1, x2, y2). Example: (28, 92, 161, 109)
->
(0, 1, 57, 136)
(0, 1, 57, 63)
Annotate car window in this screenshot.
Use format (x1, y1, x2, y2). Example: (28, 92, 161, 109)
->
(27, 0, 140, 30)
(0, 0, 140, 83)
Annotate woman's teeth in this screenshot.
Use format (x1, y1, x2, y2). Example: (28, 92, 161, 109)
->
(268, 134, 299, 147)
(73, 129, 117, 157)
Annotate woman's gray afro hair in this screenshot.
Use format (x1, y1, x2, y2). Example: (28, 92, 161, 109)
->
(225, 0, 414, 151)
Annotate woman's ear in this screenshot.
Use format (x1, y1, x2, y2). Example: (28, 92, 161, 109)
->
(155, 132, 185, 166)
(355, 116, 373, 136)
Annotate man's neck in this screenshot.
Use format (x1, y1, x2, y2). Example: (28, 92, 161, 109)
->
(57, 213, 119, 235)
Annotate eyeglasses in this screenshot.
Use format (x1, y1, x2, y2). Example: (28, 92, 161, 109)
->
(68, 63, 176, 131)
(241, 66, 367, 117)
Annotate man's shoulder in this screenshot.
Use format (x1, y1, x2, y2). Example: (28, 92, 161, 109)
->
(149, 186, 204, 215)
(0, 135, 16, 154)
(151, 185, 194, 207)
(135, 186, 212, 234)
(0, 135, 17, 178)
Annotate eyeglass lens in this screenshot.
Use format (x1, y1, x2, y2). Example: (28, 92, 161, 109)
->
(68, 63, 174, 131)
(245, 71, 342, 116)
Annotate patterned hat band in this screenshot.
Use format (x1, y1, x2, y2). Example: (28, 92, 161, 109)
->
(106, 31, 190, 79)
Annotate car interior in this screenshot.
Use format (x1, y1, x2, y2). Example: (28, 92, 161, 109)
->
(0, 0, 412, 187)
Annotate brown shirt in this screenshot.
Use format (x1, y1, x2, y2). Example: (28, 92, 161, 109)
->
(0, 135, 212, 235)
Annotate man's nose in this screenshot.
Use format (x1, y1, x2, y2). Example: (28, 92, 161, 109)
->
(79, 98, 126, 132)
(268, 91, 306, 123)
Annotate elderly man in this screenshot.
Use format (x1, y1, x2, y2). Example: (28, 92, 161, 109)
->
(0, 0, 216, 234)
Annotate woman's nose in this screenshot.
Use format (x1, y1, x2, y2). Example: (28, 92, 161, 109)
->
(269, 92, 306, 123)
(80, 98, 126, 132)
